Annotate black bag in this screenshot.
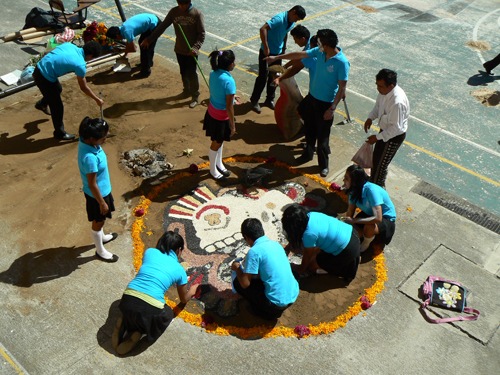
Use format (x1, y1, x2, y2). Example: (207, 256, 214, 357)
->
(243, 167, 272, 187)
(23, 7, 64, 30)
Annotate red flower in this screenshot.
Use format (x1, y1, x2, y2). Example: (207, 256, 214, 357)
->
(360, 295, 372, 310)
(266, 157, 277, 164)
(329, 182, 342, 191)
(188, 163, 199, 174)
(201, 314, 215, 328)
(134, 208, 145, 217)
(294, 325, 311, 338)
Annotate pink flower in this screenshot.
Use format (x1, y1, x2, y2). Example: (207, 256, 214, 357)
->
(294, 325, 311, 338)
(360, 295, 372, 310)
(329, 182, 342, 191)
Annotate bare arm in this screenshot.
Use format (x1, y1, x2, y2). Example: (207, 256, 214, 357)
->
(298, 247, 321, 275)
(86, 173, 108, 215)
(323, 80, 347, 120)
(260, 23, 270, 56)
(226, 94, 236, 136)
(274, 60, 304, 85)
(354, 206, 382, 225)
(265, 51, 308, 64)
(177, 283, 199, 304)
(77, 76, 103, 107)
(231, 261, 252, 288)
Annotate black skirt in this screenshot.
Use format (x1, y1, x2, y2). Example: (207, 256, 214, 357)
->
(119, 294, 174, 343)
(316, 229, 361, 280)
(203, 111, 231, 143)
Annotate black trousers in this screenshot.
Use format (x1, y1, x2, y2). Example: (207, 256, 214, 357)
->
(483, 53, 500, 73)
(250, 48, 282, 104)
(298, 94, 334, 169)
(233, 277, 289, 320)
(33, 66, 65, 137)
(176, 52, 199, 99)
(370, 131, 406, 188)
(138, 27, 157, 73)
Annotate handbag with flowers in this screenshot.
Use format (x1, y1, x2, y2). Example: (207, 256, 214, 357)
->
(420, 275, 480, 323)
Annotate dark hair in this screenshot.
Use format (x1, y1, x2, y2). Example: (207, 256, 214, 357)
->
(82, 40, 102, 58)
(290, 24, 310, 40)
(156, 231, 184, 254)
(208, 49, 235, 71)
(281, 204, 309, 249)
(310, 35, 318, 48)
(290, 5, 306, 20)
(78, 117, 109, 140)
(316, 29, 338, 49)
(106, 26, 121, 40)
(241, 218, 265, 241)
(376, 68, 398, 86)
(345, 164, 369, 204)
(177, 0, 191, 4)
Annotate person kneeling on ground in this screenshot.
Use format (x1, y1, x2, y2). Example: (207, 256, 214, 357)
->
(231, 218, 299, 320)
(112, 231, 199, 355)
(281, 204, 360, 282)
(343, 164, 397, 252)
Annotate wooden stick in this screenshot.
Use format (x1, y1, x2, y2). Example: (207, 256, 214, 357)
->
(2, 27, 50, 42)
(21, 31, 53, 41)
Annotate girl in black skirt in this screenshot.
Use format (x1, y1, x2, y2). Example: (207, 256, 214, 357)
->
(203, 49, 238, 180)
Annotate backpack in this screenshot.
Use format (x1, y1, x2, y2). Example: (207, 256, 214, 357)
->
(23, 7, 64, 31)
(243, 167, 272, 187)
(420, 275, 480, 323)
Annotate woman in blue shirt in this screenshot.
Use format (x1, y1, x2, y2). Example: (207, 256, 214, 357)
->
(203, 49, 237, 181)
(112, 231, 198, 355)
(281, 204, 360, 282)
(343, 164, 397, 252)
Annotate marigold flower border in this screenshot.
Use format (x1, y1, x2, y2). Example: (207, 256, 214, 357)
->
(131, 156, 387, 339)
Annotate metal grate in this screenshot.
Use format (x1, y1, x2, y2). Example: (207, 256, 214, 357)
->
(411, 181, 500, 235)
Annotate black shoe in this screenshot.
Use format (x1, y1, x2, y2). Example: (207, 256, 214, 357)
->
(54, 133, 76, 141)
(483, 63, 492, 75)
(216, 166, 231, 177)
(35, 101, 50, 115)
(263, 99, 275, 110)
(103, 232, 119, 244)
(251, 101, 261, 114)
(95, 251, 119, 263)
(320, 168, 329, 177)
(137, 70, 151, 78)
(295, 154, 312, 165)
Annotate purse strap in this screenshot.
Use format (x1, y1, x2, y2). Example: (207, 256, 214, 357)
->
(420, 300, 480, 323)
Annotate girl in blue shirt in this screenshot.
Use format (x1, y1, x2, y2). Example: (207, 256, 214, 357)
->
(281, 204, 360, 282)
(343, 164, 397, 252)
(113, 231, 198, 355)
(78, 117, 118, 263)
(203, 49, 237, 181)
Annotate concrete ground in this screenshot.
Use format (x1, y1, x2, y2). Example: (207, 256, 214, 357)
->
(1, 1, 499, 374)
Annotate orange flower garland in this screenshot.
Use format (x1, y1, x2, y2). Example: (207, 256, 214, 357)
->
(131, 156, 387, 339)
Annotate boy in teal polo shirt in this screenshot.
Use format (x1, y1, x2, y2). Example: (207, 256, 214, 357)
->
(250, 5, 306, 113)
(265, 29, 350, 177)
(106, 13, 160, 78)
(231, 218, 299, 320)
(33, 41, 103, 140)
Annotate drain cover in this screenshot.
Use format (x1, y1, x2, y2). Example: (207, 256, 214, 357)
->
(411, 181, 500, 235)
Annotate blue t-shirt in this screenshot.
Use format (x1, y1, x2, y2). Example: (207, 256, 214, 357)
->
(306, 47, 350, 103)
(128, 248, 188, 304)
(349, 182, 397, 221)
(120, 13, 159, 42)
(264, 11, 295, 55)
(302, 212, 352, 255)
(37, 42, 86, 82)
(209, 69, 236, 110)
(243, 236, 299, 307)
(78, 139, 112, 198)
(301, 39, 317, 92)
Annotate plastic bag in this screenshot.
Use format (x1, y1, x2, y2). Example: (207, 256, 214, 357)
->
(351, 142, 373, 168)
